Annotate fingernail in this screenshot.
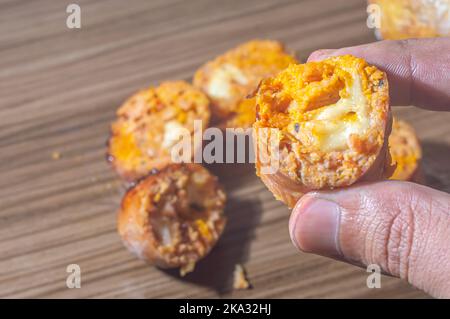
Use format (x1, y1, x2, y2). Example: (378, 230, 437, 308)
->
(289, 197, 342, 258)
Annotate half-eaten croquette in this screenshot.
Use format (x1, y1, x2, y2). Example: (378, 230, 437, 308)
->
(117, 163, 226, 276)
(108, 81, 210, 182)
(253, 55, 391, 208)
(388, 118, 424, 183)
(193, 40, 297, 128)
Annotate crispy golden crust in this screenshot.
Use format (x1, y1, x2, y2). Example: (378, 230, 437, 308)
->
(107, 81, 210, 182)
(388, 118, 423, 182)
(117, 163, 226, 275)
(253, 55, 391, 208)
(369, 0, 450, 39)
(193, 40, 297, 128)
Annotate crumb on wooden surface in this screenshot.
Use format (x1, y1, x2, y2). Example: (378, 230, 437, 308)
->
(51, 151, 61, 160)
(233, 264, 251, 290)
(180, 261, 196, 277)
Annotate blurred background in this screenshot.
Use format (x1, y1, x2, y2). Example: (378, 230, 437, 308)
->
(0, 0, 449, 298)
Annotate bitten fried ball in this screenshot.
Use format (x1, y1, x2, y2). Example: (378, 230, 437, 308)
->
(253, 55, 391, 208)
(388, 118, 424, 183)
(107, 81, 210, 182)
(369, 0, 450, 40)
(193, 40, 297, 128)
(117, 163, 226, 276)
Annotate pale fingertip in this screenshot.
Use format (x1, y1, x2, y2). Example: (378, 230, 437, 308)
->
(289, 195, 342, 258)
(307, 49, 337, 62)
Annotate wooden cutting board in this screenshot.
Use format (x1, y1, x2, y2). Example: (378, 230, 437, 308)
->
(1, 0, 448, 298)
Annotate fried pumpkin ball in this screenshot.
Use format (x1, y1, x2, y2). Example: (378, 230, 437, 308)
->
(117, 163, 226, 276)
(107, 81, 210, 182)
(388, 118, 424, 183)
(253, 55, 391, 208)
(369, 0, 450, 40)
(193, 40, 297, 128)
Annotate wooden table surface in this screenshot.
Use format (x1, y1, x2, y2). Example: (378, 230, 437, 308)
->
(1, 0, 449, 298)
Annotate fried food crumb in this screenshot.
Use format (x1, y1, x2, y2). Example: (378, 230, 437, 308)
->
(180, 261, 196, 277)
(233, 264, 251, 290)
(51, 151, 61, 160)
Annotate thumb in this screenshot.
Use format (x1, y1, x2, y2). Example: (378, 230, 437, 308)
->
(289, 181, 450, 298)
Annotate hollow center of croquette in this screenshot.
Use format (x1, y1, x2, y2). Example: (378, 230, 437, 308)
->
(257, 60, 373, 153)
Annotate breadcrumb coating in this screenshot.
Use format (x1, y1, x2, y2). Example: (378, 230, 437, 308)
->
(233, 264, 251, 290)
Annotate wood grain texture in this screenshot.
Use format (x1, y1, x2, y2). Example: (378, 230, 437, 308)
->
(0, 0, 448, 298)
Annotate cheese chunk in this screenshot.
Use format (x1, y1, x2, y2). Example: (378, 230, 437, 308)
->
(207, 63, 249, 100)
(307, 73, 370, 152)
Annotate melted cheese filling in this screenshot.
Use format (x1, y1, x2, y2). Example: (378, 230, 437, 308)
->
(295, 73, 370, 152)
(207, 63, 249, 99)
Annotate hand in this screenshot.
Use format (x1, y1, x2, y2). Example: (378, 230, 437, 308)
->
(289, 38, 450, 298)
